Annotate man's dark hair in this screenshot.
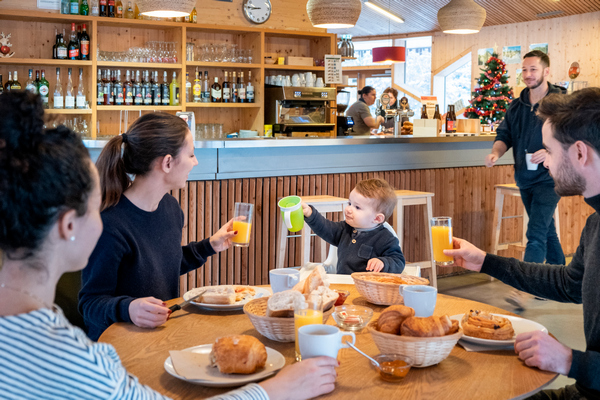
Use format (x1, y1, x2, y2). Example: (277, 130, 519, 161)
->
(538, 87, 600, 155)
(524, 50, 550, 68)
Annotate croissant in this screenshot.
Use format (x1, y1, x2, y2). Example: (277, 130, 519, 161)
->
(377, 305, 415, 335)
(210, 335, 267, 374)
(461, 310, 514, 340)
(400, 315, 454, 337)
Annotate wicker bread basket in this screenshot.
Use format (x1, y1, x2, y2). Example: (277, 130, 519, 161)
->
(351, 272, 430, 305)
(367, 320, 462, 367)
(243, 297, 334, 342)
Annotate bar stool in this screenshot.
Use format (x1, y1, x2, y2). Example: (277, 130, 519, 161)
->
(491, 183, 561, 256)
(276, 195, 349, 269)
(392, 190, 437, 288)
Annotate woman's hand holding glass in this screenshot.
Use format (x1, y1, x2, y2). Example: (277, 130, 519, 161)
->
(209, 218, 238, 252)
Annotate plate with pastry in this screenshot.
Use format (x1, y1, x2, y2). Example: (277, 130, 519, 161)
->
(450, 310, 548, 346)
(183, 285, 271, 310)
(165, 335, 285, 387)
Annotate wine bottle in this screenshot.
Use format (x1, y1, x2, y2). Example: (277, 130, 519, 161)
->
(10, 71, 21, 90)
(193, 69, 201, 103)
(53, 68, 63, 109)
(152, 71, 161, 105)
(56, 32, 68, 60)
(65, 68, 75, 109)
(161, 71, 170, 105)
(39, 70, 50, 108)
(222, 71, 230, 103)
(202, 71, 209, 103)
(210, 76, 221, 102)
(134, 70, 143, 105)
(190, 6, 197, 23)
(247, 71, 254, 103)
(25, 69, 37, 93)
(79, 24, 90, 60)
(185, 72, 191, 103)
(238, 71, 246, 103)
(97, 69, 104, 105)
(4, 72, 11, 92)
(143, 71, 152, 105)
(169, 71, 179, 106)
(68, 23, 80, 60)
(75, 68, 86, 109)
(231, 71, 238, 103)
(103, 69, 112, 105)
(124, 70, 133, 105)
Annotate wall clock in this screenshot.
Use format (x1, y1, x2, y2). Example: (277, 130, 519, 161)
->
(243, 0, 272, 24)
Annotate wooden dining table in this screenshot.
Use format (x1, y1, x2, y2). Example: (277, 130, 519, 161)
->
(99, 284, 558, 400)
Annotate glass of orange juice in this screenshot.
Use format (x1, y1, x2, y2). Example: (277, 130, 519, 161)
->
(294, 294, 323, 362)
(430, 217, 454, 266)
(232, 202, 253, 247)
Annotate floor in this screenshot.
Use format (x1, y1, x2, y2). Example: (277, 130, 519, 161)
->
(437, 270, 584, 391)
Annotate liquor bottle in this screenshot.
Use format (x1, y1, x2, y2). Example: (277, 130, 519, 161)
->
(116, 0, 123, 17)
(25, 69, 37, 93)
(192, 69, 201, 103)
(202, 71, 210, 103)
(184, 12, 190, 23)
(108, 0, 115, 17)
(134, 2, 141, 19)
(70, 0, 79, 14)
(134, 70, 143, 105)
(125, 1, 134, 18)
(10, 71, 21, 90)
(39, 70, 50, 108)
(103, 69, 112, 105)
(184, 72, 191, 103)
(161, 71, 170, 105)
(53, 68, 63, 109)
(238, 71, 246, 103)
(99, 0, 107, 16)
(56, 32, 68, 60)
(80, 0, 89, 15)
(96, 68, 104, 105)
(433, 104, 441, 134)
(124, 70, 133, 105)
(74, 68, 86, 109)
(190, 6, 197, 23)
(231, 71, 238, 103)
(68, 23, 80, 60)
(143, 71, 152, 105)
(65, 68, 75, 109)
(421, 104, 428, 119)
(35, 70, 41, 89)
(247, 71, 254, 103)
(52, 29, 59, 59)
(169, 72, 179, 106)
(222, 71, 230, 103)
(4, 72, 11, 92)
(152, 71, 161, 105)
(210, 77, 221, 103)
(61, 0, 70, 14)
(446, 105, 456, 134)
(79, 24, 90, 60)
(112, 70, 123, 106)
(91, 0, 99, 15)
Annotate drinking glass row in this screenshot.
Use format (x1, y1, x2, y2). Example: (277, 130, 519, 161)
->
(47, 117, 90, 137)
(186, 43, 253, 64)
(266, 72, 324, 87)
(195, 123, 224, 140)
(97, 41, 179, 64)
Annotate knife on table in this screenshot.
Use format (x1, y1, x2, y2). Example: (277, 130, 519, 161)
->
(169, 289, 207, 312)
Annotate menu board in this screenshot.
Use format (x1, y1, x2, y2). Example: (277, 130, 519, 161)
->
(324, 54, 342, 84)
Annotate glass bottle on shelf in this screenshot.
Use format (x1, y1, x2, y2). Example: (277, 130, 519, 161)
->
(433, 104, 441, 134)
(231, 71, 238, 103)
(116, 0, 123, 17)
(202, 71, 209, 103)
(68, 23, 80, 60)
(445, 105, 456, 133)
(0, 75, 3, 95)
(161, 71, 170, 105)
(108, 0, 115, 17)
(97, 69, 104, 105)
(134, 2, 141, 19)
(193, 69, 201, 103)
(124, 1, 134, 18)
(152, 71, 161, 105)
(80, 0, 89, 15)
(247, 71, 254, 103)
(99, 0, 107, 16)
(169, 72, 179, 106)
(143, 71, 152, 105)
(52, 29, 59, 59)
(70, 0, 79, 15)
(134, 70, 143, 105)
(185, 72, 191, 103)
(10, 71, 21, 90)
(35, 70, 41, 91)
(210, 76, 221, 103)
(79, 24, 90, 60)
(76, 68, 86, 109)
(91, 0, 99, 16)
(65, 68, 75, 109)
(25, 69, 36, 94)
(113, 70, 124, 106)
(39, 70, 50, 108)
(103, 69, 112, 105)
(124, 70, 133, 105)
(421, 104, 428, 119)
(222, 71, 230, 103)
(53, 68, 63, 109)
(238, 71, 246, 103)
(56, 32, 68, 60)
(4, 72, 12, 92)
(190, 7, 197, 23)
(61, 0, 70, 14)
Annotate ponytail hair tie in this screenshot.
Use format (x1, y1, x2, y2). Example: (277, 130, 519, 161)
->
(121, 133, 128, 144)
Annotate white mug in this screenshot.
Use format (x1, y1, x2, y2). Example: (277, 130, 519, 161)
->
(315, 77, 324, 87)
(305, 72, 314, 87)
(270, 269, 300, 293)
(525, 153, 539, 171)
(298, 324, 356, 359)
(400, 285, 437, 317)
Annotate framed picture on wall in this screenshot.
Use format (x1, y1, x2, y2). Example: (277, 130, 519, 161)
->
(478, 48, 493, 66)
(502, 45, 521, 64)
(529, 43, 548, 54)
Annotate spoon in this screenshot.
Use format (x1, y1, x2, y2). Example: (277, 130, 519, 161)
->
(346, 341, 379, 368)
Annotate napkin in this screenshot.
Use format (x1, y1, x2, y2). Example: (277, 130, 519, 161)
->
(457, 339, 515, 352)
(169, 350, 214, 380)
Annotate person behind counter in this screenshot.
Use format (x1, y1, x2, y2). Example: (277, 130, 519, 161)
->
(0, 91, 338, 400)
(345, 86, 384, 135)
(378, 87, 398, 131)
(79, 113, 236, 341)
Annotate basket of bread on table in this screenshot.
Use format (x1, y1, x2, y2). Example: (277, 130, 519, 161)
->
(351, 272, 429, 305)
(244, 266, 339, 342)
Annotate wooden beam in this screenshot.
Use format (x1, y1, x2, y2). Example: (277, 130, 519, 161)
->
(352, 31, 439, 42)
(431, 47, 473, 76)
(392, 83, 422, 103)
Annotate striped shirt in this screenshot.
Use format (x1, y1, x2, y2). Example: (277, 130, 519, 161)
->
(0, 307, 269, 400)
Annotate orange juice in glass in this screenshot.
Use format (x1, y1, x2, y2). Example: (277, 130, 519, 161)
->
(294, 295, 323, 361)
(430, 217, 454, 265)
(232, 203, 254, 247)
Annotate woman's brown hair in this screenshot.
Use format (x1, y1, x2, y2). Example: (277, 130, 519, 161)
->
(96, 113, 190, 211)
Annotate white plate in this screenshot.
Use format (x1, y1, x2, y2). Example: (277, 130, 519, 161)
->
(164, 344, 285, 387)
(450, 313, 548, 346)
(183, 286, 271, 310)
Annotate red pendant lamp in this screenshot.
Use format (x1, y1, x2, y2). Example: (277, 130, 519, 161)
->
(369, 0, 406, 63)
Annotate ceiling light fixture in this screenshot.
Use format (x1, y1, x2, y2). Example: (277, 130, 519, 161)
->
(364, 1, 405, 24)
(437, 0, 486, 34)
(306, 0, 362, 29)
(138, 0, 195, 17)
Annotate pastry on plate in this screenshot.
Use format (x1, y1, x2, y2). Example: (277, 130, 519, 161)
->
(210, 335, 267, 374)
(461, 310, 514, 340)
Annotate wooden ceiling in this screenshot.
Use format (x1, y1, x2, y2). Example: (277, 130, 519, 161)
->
(329, 0, 600, 38)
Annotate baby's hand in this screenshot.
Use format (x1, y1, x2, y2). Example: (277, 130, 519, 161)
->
(366, 258, 384, 272)
(301, 202, 313, 217)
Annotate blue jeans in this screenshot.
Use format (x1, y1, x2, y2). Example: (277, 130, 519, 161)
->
(520, 184, 565, 265)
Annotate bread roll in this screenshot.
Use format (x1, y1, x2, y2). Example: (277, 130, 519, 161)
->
(310, 286, 339, 312)
(377, 305, 415, 335)
(292, 265, 329, 294)
(266, 289, 305, 317)
(461, 310, 514, 340)
(400, 315, 454, 337)
(201, 286, 237, 304)
(210, 335, 267, 374)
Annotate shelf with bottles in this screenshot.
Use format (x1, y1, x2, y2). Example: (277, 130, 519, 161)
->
(97, 105, 182, 111)
(185, 103, 260, 108)
(45, 108, 93, 114)
(0, 9, 93, 23)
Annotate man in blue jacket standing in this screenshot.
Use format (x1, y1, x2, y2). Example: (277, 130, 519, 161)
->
(485, 50, 566, 309)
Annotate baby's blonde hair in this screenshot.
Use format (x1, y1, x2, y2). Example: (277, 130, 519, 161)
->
(354, 178, 396, 219)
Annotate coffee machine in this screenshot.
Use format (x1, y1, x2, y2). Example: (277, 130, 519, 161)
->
(265, 86, 336, 137)
(336, 90, 354, 136)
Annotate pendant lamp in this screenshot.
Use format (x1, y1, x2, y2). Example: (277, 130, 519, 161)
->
(138, 0, 195, 17)
(306, 0, 362, 29)
(371, 0, 405, 63)
(437, 0, 486, 34)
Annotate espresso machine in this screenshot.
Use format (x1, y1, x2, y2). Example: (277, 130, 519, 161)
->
(265, 86, 336, 137)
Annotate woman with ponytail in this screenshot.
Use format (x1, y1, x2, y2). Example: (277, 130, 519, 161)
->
(79, 113, 236, 341)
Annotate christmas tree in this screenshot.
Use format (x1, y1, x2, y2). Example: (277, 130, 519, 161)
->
(464, 53, 513, 126)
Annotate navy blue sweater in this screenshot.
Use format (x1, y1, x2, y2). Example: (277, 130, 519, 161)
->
(494, 83, 565, 189)
(305, 206, 405, 275)
(482, 194, 600, 397)
(79, 194, 215, 341)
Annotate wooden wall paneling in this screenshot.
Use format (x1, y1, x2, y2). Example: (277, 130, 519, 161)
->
(218, 180, 227, 284)
(0, 19, 78, 59)
(253, 178, 262, 285)
(275, 176, 285, 268)
(268, 177, 277, 278)
(186, 181, 197, 290)
(230, 179, 239, 284)
(195, 182, 205, 287)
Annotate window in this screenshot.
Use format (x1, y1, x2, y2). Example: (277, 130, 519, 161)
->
(445, 60, 472, 111)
